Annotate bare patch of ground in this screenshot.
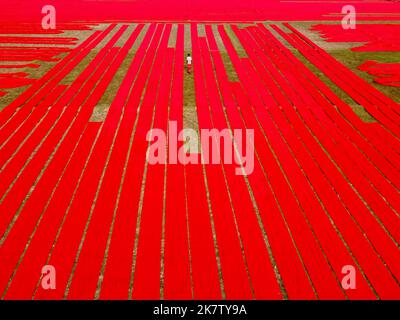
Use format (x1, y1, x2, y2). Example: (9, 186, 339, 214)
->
(168, 24, 178, 48)
(89, 104, 110, 122)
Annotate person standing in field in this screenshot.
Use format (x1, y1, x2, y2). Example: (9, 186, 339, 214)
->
(186, 53, 192, 74)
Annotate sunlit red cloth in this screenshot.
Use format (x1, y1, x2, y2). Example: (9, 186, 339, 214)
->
(312, 24, 400, 52)
(359, 60, 400, 87)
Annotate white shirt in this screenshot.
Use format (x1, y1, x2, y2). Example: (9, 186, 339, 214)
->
(186, 56, 192, 65)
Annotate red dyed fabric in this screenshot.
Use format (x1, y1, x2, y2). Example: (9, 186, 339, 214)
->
(0, 71, 34, 89)
(0, 36, 77, 45)
(0, 64, 40, 68)
(312, 24, 400, 52)
(0, 77, 34, 88)
(359, 60, 400, 87)
(0, 0, 399, 301)
(0, 21, 85, 91)
(311, 23, 400, 87)
(1, 0, 400, 22)
(0, 23, 94, 34)
(0, 72, 30, 78)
